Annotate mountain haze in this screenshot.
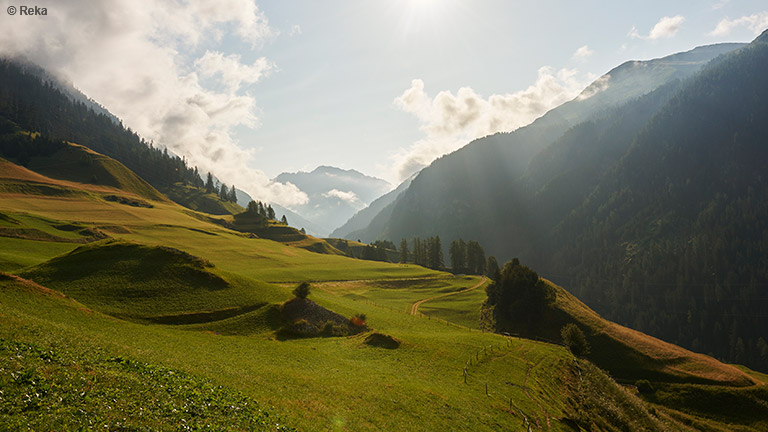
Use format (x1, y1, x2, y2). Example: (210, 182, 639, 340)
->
(347, 42, 743, 244)
(330, 173, 415, 239)
(275, 166, 391, 236)
(345, 35, 768, 371)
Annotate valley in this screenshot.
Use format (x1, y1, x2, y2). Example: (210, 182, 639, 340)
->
(1, 12, 767, 431)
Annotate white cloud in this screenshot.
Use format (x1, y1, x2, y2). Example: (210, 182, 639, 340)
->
(630, 15, 686, 40)
(572, 45, 594, 62)
(390, 67, 592, 181)
(710, 12, 768, 36)
(322, 189, 361, 206)
(290, 24, 303, 36)
(195, 51, 274, 93)
(0, 0, 308, 207)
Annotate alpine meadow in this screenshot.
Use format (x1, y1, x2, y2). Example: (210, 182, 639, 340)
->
(1, 2, 768, 431)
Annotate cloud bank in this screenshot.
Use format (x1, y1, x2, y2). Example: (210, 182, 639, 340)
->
(0, 0, 308, 206)
(322, 189, 362, 207)
(389, 67, 592, 181)
(630, 15, 686, 40)
(710, 12, 768, 36)
(572, 45, 594, 62)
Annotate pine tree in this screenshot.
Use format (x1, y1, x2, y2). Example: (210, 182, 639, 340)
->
(219, 184, 229, 201)
(205, 172, 215, 194)
(229, 185, 238, 202)
(399, 238, 409, 263)
(281, 215, 288, 225)
(267, 204, 275, 220)
(449, 239, 467, 273)
(486, 256, 500, 281)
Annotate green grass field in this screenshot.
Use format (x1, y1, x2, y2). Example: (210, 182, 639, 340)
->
(1, 271, 672, 431)
(2, 154, 767, 431)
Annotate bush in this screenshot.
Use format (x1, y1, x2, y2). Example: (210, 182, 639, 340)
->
(319, 321, 348, 337)
(635, 379, 654, 394)
(561, 323, 590, 357)
(292, 282, 311, 299)
(350, 313, 367, 327)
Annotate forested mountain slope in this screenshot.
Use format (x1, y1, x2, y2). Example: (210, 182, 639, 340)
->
(348, 43, 742, 245)
(547, 30, 768, 372)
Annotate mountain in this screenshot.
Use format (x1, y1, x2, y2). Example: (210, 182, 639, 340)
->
(0, 58, 229, 216)
(330, 173, 415, 239)
(347, 42, 743, 245)
(546, 31, 768, 372)
(348, 35, 768, 371)
(2, 46, 768, 431)
(275, 166, 391, 236)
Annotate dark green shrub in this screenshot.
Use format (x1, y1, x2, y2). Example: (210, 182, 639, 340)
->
(561, 323, 590, 357)
(635, 379, 654, 394)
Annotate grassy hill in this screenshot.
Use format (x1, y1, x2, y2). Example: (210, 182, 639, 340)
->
(21, 142, 167, 202)
(231, 210, 346, 256)
(18, 239, 289, 322)
(159, 181, 243, 215)
(1, 267, 676, 431)
(1, 140, 767, 429)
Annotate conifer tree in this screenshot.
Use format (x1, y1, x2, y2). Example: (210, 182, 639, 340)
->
(400, 238, 409, 263)
(205, 172, 215, 194)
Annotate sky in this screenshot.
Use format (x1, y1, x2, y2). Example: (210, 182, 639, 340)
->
(1, 0, 767, 207)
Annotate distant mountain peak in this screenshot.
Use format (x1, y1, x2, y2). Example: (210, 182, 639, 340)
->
(273, 165, 392, 236)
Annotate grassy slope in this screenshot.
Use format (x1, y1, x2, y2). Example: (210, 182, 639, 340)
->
(0, 157, 439, 282)
(0, 274, 295, 431)
(231, 212, 346, 256)
(18, 239, 289, 321)
(0, 272, 674, 431)
(546, 279, 758, 387)
(22, 143, 167, 202)
(1, 155, 765, 430)
(159, 181, 243, 215)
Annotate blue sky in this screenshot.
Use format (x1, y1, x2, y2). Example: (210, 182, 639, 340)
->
(1, 0, 766, 205)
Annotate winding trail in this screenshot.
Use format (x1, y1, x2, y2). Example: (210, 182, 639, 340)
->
(410, 276, 487, 315)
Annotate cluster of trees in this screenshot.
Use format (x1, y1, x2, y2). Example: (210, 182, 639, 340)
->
(246, 200, 276, 220)
(205, 172, 238, 203)
(448, 239, 486, 275)
(361, 243, 389, 262)
(398, 236, 444, 270)
(482, 258, 555, 332)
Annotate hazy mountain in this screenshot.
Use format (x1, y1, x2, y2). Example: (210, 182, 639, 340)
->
(348, 42, 744, 245)
(275, 166, 391, 236)
(330, 173, 415, 239)
(344, 35, 768, 370)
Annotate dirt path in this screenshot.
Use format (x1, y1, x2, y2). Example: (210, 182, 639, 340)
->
(410, 276, 487, 315)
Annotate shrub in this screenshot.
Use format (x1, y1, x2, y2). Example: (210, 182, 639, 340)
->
(282, 318, 314, 337)
(350, 313, 367, 327)
(319, 321, 349, 337)
(561, 323, 590, 357)
(292, 282, 311, 299)
(635, 379, 654, 394)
